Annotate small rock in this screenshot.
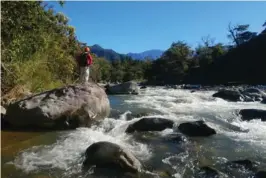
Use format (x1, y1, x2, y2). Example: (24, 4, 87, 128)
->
(106, 81, 139, 95)
(228, 159, 257, 171)
(212, 89, 243, 102)
(198, 166, 219, 178)
(178, 121, 216, 137)
(126, 117, 174, 133)
(239, 109, 266, 121)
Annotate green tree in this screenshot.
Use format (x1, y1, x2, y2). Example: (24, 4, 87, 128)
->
(227, 23, 257, 46)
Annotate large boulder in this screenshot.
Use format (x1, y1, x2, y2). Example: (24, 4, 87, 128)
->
(212, 89, 243, 102)
(83, 141, 142, 173)
(239, 109, 266, 121)
(5, 82, 110, 129)
(106, 81, 139, 95)
(178, 121, 216, 137)
(262, 98, 266, 104)
(125, 117, 174, 133)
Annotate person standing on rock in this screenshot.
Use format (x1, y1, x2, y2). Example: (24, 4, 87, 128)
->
(77, 47, 93, 83)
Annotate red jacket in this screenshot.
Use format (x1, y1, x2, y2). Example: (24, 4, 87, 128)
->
(87, 53, 93, 65)
(77, 52, 93, 66)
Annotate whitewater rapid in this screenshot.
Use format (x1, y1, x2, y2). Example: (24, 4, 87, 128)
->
(12, 87, 266, 177)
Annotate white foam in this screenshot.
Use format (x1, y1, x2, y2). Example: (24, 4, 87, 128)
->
(14, 119, 152, 173)
(13, 87, 266, 176)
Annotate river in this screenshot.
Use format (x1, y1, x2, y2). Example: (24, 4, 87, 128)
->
(1, 87, 266, 178)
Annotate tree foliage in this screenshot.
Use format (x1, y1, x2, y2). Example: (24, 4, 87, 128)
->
(227, 23, 257, 46)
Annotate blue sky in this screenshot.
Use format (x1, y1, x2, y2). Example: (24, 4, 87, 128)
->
(49, 1, 266, 53)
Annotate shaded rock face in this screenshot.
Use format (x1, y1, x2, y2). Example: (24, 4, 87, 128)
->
(83, 141, 142, 173)
(125, 117, 174, 133)
(5, 83, 110, 129)
(239, 109, 266, 121)
(213, 88, 266, 102)
(106, 81, 139, 95)
(178, 121, 216, 137)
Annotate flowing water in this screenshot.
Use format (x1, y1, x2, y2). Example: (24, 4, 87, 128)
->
(1, 87, 266, 178)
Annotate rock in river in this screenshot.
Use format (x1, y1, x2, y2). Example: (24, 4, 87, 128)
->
(5, 82, 110, 129)
(106, 81, 139, 95)
(178, 120, 216, 137)
(125, 117, 174, 133)
(239, 109, 266, 121)
(212, 89, 243, 102)
(83, 141, 142, 173)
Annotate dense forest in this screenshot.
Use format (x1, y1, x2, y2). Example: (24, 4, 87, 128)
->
(1, 1, 266, 102)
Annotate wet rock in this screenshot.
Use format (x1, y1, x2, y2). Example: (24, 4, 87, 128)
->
(227, 159, 257, 171)
(125, 112, 149, 121)
(255, 171, 266, 178)
(164, 133, 187, 143)
(197, 166, 219, 178)
(5, 82, 110, 129)
(212, 89, 243, 102)
(83, 141, 142, 173)
(239, 109, 266, 121)
(182, 84, 201, 90)
(140, 86, 147, 89)
(242, 88, 266, 101)
(178, 121, 216, 137)
(125, 117, 174, 133)
(106, 81, 139, 95)
(213, 88, 266, 102)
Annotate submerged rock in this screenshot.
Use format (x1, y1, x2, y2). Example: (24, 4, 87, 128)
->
(164, 133, 187, 144)
(227, 159, 258, 171)
(106, 81, 139, 95)
(197, 166, 220, 178)
(83, 141, 142, 173)
(125, 117, 174, 133)
(239, 109, 266, 121)
(178, 121, 216, 137)
(5, 82, 110, 129)
(255, 171, 266, 178)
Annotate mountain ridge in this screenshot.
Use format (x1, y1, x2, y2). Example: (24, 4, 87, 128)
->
(89, 44, 164, 61)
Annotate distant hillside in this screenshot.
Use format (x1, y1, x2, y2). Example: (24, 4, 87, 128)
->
(127, 49, 164, 60)
(89, 44, 163, 61)
(89, 44, 126, 61)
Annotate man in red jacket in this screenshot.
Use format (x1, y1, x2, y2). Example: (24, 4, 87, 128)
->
(78, 47, 93, 83)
